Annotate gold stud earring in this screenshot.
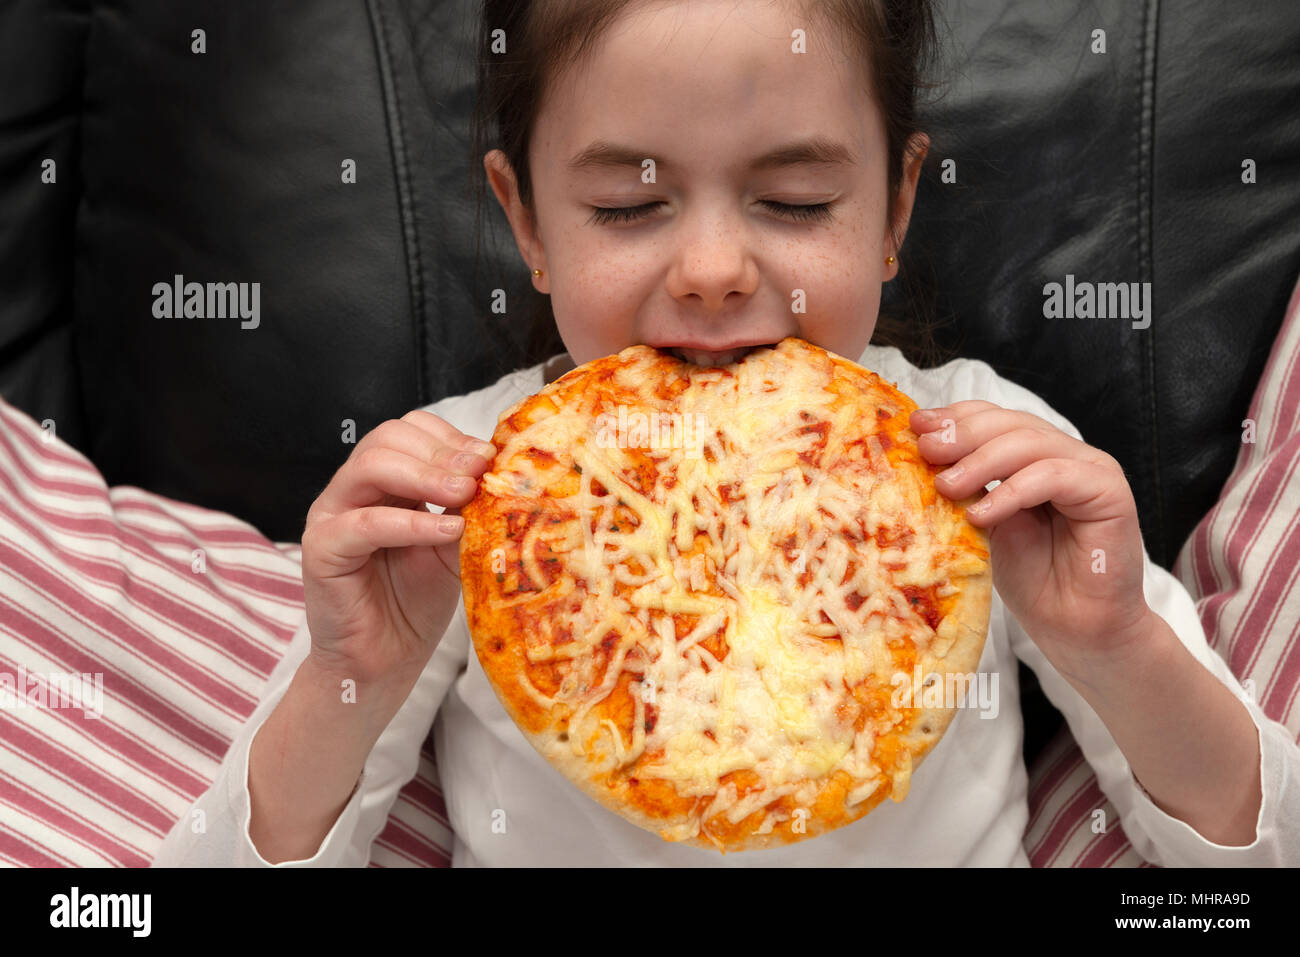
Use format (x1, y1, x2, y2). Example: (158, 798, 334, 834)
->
(885, 256, 895, 265)
(532, 268, 543, 278)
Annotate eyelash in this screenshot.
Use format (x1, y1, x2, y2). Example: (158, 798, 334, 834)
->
(589, 200, 834, 226)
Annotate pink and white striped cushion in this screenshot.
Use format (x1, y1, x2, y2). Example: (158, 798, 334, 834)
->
(1025, 270, 1300, 866)
(0, 402, 453, 867)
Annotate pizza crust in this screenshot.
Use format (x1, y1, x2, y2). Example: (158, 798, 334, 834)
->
(459, 337, 992, 852)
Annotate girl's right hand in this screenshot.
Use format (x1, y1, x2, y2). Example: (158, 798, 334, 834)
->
(299, 410, 496, 687)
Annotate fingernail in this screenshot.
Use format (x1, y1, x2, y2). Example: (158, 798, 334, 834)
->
(444, 474, 471, 491)
(937, 464, 965, 483)
(438, 514, 463, 532)
(451, 452, 479, 471)
(968, 499, 990, 515)
(465, 440, 497, 460)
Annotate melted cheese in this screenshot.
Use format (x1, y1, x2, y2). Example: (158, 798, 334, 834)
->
(487, 342, 981, 841)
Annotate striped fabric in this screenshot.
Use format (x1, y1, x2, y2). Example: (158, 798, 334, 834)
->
(0, 402, 452, 867)
(1025, 270, 1300, 866)
(2, 269, 1297, 867)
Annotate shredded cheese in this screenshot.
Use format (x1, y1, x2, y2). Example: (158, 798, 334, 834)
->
(485, 343, 983, 841)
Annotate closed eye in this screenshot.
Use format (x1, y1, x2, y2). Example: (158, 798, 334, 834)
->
(588, 200, 834, 226)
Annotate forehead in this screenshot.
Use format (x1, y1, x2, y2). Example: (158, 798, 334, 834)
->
(533, 0, 876, 177)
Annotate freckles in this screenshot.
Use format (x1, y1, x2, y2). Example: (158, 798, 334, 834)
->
(790, 246, 839, 282)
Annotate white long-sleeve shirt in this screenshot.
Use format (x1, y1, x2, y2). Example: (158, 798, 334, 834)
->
(152, 342, 1300, 867)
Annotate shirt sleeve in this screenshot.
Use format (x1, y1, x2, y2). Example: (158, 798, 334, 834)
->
(151, 600, 470, 868)
(1006, 549, 1300, 866)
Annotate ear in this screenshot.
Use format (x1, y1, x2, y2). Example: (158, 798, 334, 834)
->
(883, 132, 929, 281)
(484, 149, 548, 289)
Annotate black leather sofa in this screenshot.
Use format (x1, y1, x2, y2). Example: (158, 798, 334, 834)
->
(3, 0, 1298, 765)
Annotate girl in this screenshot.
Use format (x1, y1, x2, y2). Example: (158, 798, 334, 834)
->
(154, 0, 1297, 866)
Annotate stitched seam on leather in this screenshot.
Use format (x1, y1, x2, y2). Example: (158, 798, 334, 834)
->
(368, 0, 430, 406)
(1138, 0, 1164, 563)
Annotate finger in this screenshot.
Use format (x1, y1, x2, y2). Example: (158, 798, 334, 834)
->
(908, 399, 998, 432)
(397, 409, 498, 459)
(912, 406, 1089, 465)
(319, 446, 486, 518)
(927, 427, 1100, 499)
(961, 457, 1129, 527)
(353, 415, 496, 467)
(910, 400, 1054, 441)
(315, 419, 493, 526)
(934, 399, 1002, 419)
(356, 422, 496, 485)
(303, 506, 466, 579)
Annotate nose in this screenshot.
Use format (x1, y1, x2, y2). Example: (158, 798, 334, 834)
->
(665, 207, 760, 313)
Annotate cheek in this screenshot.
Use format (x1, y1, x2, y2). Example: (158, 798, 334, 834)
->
(786, 247, 881, 359)
(551, 258, 645, 364)
(796, 306, 878, 361)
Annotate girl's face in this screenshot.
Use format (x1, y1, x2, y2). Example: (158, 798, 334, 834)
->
(485, 0, 927, 368)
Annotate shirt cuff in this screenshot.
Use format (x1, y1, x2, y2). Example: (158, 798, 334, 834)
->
(228, 707, 369, 867)
(1123, 690, 1279, 866)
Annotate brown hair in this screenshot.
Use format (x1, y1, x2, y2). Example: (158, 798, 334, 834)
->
(465, 0, 953, 373)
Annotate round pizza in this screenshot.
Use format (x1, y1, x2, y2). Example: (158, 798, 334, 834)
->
(459, 337, 992, 852)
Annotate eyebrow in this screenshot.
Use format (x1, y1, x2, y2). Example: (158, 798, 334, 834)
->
(566, 136, 857, 173)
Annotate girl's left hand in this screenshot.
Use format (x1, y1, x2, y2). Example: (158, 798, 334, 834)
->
(909, 401, 1154, 683)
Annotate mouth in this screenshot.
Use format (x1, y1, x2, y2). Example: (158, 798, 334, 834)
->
(666, 343, 777, 367)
